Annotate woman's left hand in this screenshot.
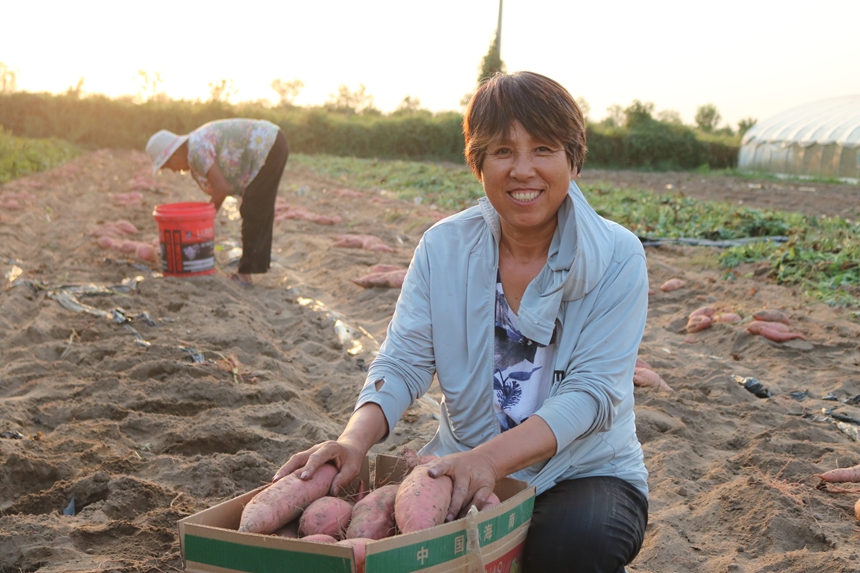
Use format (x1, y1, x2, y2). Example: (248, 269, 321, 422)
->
(426, 450, 499, 522)
(424, 416, 558, 522)
(205, 162, 232, 212)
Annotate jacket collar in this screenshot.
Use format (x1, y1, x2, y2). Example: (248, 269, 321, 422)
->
(478, 180, 614, 345)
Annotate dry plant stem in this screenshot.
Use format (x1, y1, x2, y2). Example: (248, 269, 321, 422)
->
(752, 460, 807, 508)
(816, 483, 860, 494)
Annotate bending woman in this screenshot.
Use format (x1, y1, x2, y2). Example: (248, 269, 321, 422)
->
(146, 118, 289, 287)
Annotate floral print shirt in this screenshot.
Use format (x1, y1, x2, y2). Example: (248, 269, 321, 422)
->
(493, 273, 555, 431)
(187, 119, 279, 196)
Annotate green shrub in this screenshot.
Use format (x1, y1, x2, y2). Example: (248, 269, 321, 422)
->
(0, 91, 740, 171)
(0, 126, 80, 183)
(623, 119, 705, 170)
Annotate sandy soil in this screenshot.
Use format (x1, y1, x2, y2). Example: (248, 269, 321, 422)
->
(2, 150, 860, 573)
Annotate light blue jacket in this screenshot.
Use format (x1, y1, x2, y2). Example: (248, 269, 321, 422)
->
(356, 181, 649, 497)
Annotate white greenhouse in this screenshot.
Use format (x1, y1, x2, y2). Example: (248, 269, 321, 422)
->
(738, 95, 860, 181)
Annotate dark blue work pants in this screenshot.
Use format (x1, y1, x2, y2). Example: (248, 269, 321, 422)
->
(522, 476, 648, 573)
(238, 129, 289, 274)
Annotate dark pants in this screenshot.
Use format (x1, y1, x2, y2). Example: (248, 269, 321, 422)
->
(238, 129, 289, 274)
(522, 476, 648, 573)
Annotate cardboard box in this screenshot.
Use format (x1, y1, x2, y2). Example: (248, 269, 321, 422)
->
(179, 454, 535, 573)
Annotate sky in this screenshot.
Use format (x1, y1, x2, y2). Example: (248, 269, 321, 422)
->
(2, 0, 859, 130)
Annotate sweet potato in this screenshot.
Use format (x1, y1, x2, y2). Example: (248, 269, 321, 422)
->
(0, 198, 22, 210)
(238, 463, 337, 534)
(689, 306, 715, 318)
(760, 329, 805, 342)
(635, 357, 653, 370)
(752, 309, 791, 325)
(136, 243, 156, 261)
(301, 534, 338, 543)
(367, 263, 404, 274)
(346, 483, 399, 540)
(818, 463, 860, 483)
(394, 465, 453, 534)
(271, 520, 299, 538)
(96, 236, 115, 249)
(660, 278, 686, 292)
(686, 315, 713, 333)
(332, 234, 395, 252)
(298, 495, 354, 540)
(337, 538, 371, 573)
(715, 312, 742, 324)
(115, 220, 138, 234)
(351, 270, 407, 289)
(746, 321, 791, 335)
(633, 367, 673, 392)
(119, 240, 139, 254)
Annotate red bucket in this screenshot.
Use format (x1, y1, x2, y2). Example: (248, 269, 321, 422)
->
(153, 202, 217, 277)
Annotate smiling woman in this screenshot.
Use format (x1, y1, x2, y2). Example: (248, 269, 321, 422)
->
(272, 71, 650, 573)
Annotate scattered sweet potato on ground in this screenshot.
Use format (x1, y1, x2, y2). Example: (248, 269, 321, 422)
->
(334, 188, 364, 198)
(351, 269, 407, 289)
(633, 367, 673, 392)
(686, 315, 713, 333)
(298, 496, 354, 540)
(752, 309, 791, 325)
(746, 321, 805, 341)
(118, 240, 139, 254)
(367, 263, 405, 274)
(689, 306, 715, 318)
(715, 312, 742, 324)
(636, 357, 653, 370)
(94, 236, 157, 262)
(111, 191, 144, 206)
(746, 322, 791, 335)
(274, 199, 342, 225)
(136, 243, 157, 261)
(0, 198, 23, 210)
(332, 234, 396, 253)
(760, 329, 806, 342)
(238, 463, 338, 534)
(817, 463, 860, 483)
(394, 465, 453, 534)
(89, 220, 138, 238)
(346, 484, 399, 540)
(128, 174, 164, 191)
(0, 190, 35, 210)
(660, 278, 687, 292)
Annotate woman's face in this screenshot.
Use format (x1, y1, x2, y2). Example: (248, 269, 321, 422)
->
(480, 121, 576, 239)
(163, 146, 189, 173)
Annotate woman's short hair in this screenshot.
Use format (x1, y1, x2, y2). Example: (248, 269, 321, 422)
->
(463, 71, 587, 176)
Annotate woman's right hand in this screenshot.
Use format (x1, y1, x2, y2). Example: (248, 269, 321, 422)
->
(272, 402, 389, 495)
(273, 438, 366, 496)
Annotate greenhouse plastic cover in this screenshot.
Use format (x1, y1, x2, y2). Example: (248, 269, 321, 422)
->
(742, 95, 860, 148)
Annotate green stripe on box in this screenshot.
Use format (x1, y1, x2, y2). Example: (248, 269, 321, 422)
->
(478, 495, 534, 547)
(184, 535, 352, 573)
(366, 496, 534, 572)
(365, 531, 465, 572)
